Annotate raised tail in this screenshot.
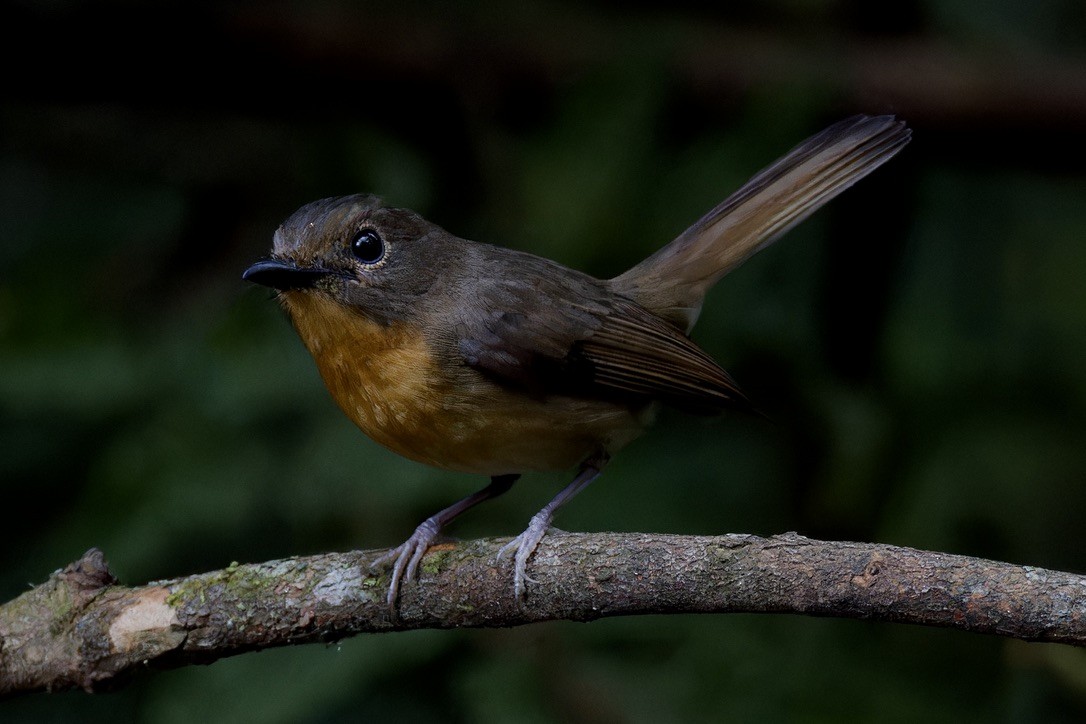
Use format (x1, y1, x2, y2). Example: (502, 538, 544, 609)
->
(611, 115, 911, 331)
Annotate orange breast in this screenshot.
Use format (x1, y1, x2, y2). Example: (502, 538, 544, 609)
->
(280, 291, 647, 475)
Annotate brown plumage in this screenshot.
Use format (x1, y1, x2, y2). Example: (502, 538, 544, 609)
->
(243, 114, 911, 609)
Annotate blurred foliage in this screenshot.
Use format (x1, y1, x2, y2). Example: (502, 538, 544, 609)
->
(3, 0, 1086, 721)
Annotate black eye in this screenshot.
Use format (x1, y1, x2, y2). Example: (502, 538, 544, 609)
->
(351, 229, 385, 264)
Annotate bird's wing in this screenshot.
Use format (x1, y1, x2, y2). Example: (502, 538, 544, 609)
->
(579, 296, 749, 413)
(455, 261, 748, 413)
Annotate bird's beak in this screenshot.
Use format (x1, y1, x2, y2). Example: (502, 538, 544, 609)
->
(242, 259, 332, 291)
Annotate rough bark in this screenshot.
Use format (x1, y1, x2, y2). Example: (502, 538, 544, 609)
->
(3, 532, 1085, 697)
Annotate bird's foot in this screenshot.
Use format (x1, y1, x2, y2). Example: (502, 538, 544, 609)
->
(370, 518, 441, 613)
(497, 512, 557, 601)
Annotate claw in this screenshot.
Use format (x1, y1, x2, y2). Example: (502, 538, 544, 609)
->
(371, 518, 441, 612)
(498, 459, 606, 601)
(370, 474, 521, 615)
(497, 512, 553, 600)
(373, 463, 607, 608)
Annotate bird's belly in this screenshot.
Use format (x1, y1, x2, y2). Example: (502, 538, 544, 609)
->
(333, 363, 648, 475)
(285, 292, 647, 475)
(406, 390, 649, 474)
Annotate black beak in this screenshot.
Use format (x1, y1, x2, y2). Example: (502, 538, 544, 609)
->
(242, 259, 332, 291)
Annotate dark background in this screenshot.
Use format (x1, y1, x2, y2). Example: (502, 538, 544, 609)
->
(4, 0, 1086, 721)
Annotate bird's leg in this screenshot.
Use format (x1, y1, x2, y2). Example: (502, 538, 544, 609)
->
(373, 473, 519, 610)
(498, 454, 608, 600)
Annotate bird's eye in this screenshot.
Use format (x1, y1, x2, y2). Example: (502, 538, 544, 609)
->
(350, 229, 385, 264)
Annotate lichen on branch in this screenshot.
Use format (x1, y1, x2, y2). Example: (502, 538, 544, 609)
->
(3, 532, 1086, 698)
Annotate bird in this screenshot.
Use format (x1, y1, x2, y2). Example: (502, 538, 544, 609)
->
(243, 114, 911, 609)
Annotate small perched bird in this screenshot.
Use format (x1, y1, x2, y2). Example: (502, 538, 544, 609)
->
(244, 115, 910, 608)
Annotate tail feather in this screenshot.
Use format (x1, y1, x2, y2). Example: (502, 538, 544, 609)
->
(611, 115, 911, 330)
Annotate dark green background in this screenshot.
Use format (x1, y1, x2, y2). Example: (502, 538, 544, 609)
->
(4, 1, 1086, 721)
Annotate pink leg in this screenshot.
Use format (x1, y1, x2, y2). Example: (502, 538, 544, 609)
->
(498, 457, 606, 600)
(374, 473, 518, 610)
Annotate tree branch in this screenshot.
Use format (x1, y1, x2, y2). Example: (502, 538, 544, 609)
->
(3, 532, 1085, 697)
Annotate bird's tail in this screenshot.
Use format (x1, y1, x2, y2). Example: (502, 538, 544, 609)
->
(610, 115, 911, 330)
